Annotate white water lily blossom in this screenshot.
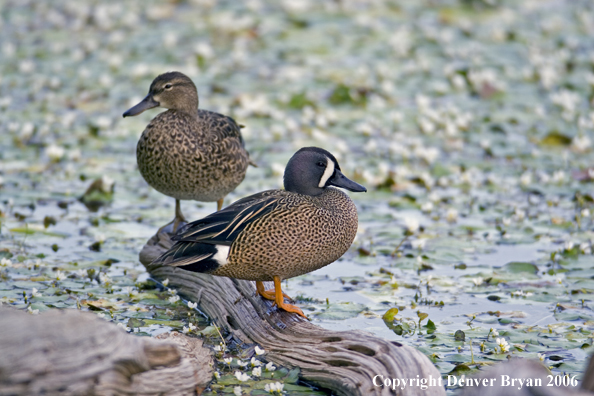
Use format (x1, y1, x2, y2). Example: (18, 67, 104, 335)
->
(265, 361, 277, 372)
(252, 367, 262, 377)
(233, 386, 243, 396)
(255, 345, 265, 355)
(168, 295, 180, 303)
(234, 371, 250, 382)
(31, 288, 42, 297)
(265, 382, 284, 394)
(27, 306, 39, 315)
(188, 301, 197, 309)
(251, 357, 262, 367)
(496, 338, 510, 353)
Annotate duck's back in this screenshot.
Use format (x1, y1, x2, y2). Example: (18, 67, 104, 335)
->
(137, 109, 249, 202)
(213, 187, 359, 281)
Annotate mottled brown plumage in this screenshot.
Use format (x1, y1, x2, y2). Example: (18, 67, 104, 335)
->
(153, 147, 367, 317)
(123, 71, 251, 227)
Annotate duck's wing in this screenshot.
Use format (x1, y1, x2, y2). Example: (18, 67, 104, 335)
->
(152, 191, 284, 270)
(174, 191, 282, 245)
(197, 109, 244, 143)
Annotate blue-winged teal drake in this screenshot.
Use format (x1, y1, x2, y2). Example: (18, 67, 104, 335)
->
(123, 71, 252, 231)
(153, 147, 366, 317)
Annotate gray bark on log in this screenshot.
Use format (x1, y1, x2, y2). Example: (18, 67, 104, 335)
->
(0, 306, 212, 396)
(140, 232, 446, 396)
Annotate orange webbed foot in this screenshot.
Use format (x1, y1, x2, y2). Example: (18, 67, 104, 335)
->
(259, 277, 308, 319)
(255, 281, 292, 301)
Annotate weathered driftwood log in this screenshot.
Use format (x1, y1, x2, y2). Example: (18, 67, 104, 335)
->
(140, 232, 446, 396)
(0, 306, 212, 396)
(457, 359, 592, 396)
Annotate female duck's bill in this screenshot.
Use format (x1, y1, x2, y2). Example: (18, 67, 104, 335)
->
(122, 94, 160, 117)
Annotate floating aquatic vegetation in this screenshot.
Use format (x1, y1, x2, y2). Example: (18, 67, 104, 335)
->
(1, 0, 593, 393)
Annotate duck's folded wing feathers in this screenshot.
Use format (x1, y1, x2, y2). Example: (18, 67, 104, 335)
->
(172, 191, 282, 245)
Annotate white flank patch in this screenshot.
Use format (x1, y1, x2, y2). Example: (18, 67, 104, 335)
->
(318, 156, 335, 187)
(212, 245, 230, 265)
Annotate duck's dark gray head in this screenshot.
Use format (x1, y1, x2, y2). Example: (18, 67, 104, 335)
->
(283, 147, 367, 196)
(123, 71, 198, 118)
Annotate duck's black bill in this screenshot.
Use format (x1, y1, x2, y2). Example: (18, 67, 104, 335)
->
(329, 170, 367, 193)
(122, 94, 159, 117)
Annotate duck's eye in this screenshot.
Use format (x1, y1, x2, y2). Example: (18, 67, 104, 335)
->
(316, 161, 325, 167)
(164, 83, 173, 90)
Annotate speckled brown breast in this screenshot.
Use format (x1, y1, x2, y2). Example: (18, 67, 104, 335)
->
(136, 109, 249, 202)
(210, 188, 359, 281)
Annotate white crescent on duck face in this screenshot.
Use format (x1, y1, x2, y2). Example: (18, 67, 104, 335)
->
(153, 147, 367, 318)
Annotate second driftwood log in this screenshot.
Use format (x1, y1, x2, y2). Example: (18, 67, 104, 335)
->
(140, 232, 446, 396)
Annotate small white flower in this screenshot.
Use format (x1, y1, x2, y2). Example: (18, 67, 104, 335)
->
(99, 273, 112, 284)
(581, 209, 590, 218)
(27, 306, 39, 315)
(520, 172, 532, 186)
(421, 202, 433, 213)
(223, 357, 233, 365)
(491, 328, 499, 336)
(446, 208, 458, 223)
(564, 241, 574, 251)
(97, 312, 106, 319)
(472, 277, 483, 287)
(234, 371, 250, 382)
(188, 301, 197, 309)
(0, 258, 12, 267)
(502, 217, 511, 226)
(124, 286, 138, 297)
(188, 323, 197, 331)
(265, 361, 276, 372)
(167, 288, 177, 295)
(410, 238, 427, 250)
(496, 337, 509, 353)
(213, 345, 222, 352)
(237, 359, 248, 367)
(403, 216, 420, 234)
(538, 353, 545, 361)
(214, 371, 220, 379)
(252, 367, 262, 377)
(233, 386, 243, 396)
(514, 208, 526, 221)
(46, 144, 65, 161)
(182, 326, 190, 334)
(255, 345, 265, 355)
(55, 270, 65, 281)
(31, 288, 42, 298)
(251, 357, 262, 367)
(265, 382, 284, 393)
(162, 278, 170, 286)
(168, 295, 180, 303)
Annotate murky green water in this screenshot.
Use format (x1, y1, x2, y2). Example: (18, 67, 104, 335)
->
(1, 0, 593, 394)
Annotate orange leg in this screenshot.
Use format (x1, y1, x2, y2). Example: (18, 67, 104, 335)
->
(256, 281, 292, 301)
(272, 276, 307, 318)
(217, 198, 224, 211)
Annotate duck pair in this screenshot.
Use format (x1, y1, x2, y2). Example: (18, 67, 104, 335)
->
(123, 72, 366, 317)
